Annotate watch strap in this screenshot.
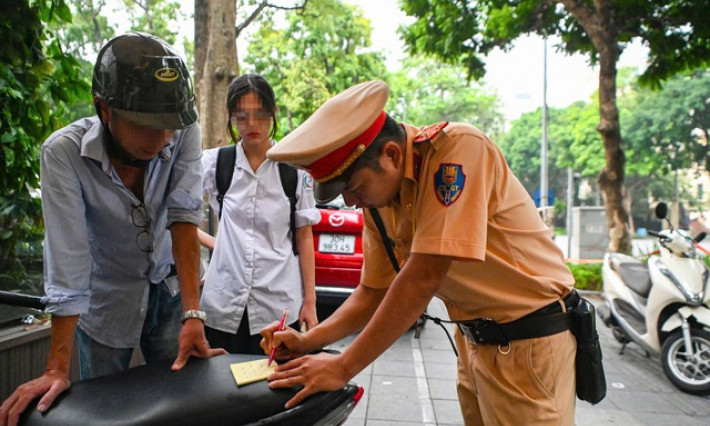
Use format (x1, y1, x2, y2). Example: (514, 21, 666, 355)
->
(181, 309, 206, 323)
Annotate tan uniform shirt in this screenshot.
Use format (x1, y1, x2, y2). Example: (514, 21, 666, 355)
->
(360, 122, 574, 323)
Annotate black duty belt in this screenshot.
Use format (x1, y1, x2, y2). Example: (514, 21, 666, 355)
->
(458, 290, 579, 346)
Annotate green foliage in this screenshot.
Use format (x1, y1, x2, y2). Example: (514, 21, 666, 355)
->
(635, 0, 710, 88)
(617, 68, 710, 217)
(498, 109, 548, 192)
(399, 0, 568, 80)
(1, 0, 88, 279)
(703, 253, 710, 269)
(47, 0, 116, 123)
(500, 65, 710, 223)
(498, 102, 601, 206)
(567, 262, 602, 292)
(400, 1, 710, 252)
(50, 0, 189, 124)
(54, 0, 116, 58)
(400, 0, 710, 89)
(244, 0, 387, 136)
(243, 1, 507, 140)
(123, 0, 184, 46)
(387, 57, 506, 137)
(623, 69, 710, 173)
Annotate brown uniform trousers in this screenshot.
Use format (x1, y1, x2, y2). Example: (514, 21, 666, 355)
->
(455, 327, 577, 425)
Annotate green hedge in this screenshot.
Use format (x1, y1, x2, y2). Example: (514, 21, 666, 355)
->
(567, 262, 603, 291)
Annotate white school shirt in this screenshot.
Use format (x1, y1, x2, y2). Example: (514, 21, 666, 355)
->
(201, 141, 320, 334)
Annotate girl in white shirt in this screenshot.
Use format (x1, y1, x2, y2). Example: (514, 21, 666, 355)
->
(199, 74, 320, 354)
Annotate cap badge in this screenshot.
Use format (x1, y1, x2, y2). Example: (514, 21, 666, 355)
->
(414, 122, 449, 143)
(434, 163, 465, 206)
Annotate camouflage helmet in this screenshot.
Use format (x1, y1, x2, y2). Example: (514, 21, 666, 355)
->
(92, 32, 198, 129)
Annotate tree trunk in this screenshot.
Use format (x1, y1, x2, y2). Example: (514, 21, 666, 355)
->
(596, 42, 632, 253)
(194, 0, 238, 150)
(623, 185, 635, 235)
(561, 0, 632, 253)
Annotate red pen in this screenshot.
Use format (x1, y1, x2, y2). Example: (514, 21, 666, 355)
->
(268, 308, 288, 366)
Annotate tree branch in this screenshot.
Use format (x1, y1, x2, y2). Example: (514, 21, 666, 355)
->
(235, 0, 309, 38)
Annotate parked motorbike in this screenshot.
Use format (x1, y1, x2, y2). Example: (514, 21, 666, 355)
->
(0, 290, 363, 425)
(598, 202, 710, 395)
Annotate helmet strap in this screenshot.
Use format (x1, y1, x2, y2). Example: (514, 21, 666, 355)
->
(105, 131, 152, 168)
(97, 106, 152, 168)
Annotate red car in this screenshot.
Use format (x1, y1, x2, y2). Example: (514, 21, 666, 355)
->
(313, 196, 364, 307)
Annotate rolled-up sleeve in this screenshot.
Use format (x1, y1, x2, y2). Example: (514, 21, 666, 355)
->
(41, 139, 92, 316)
(166, 124, 203, 227)
(294, 170, 321, 227)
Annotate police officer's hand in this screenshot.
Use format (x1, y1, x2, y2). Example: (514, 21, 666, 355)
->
(259, 321, 309, 361)
(0, 370, 71, 426)
(171, 319, 227, 371)
(267, 352, 349, 409)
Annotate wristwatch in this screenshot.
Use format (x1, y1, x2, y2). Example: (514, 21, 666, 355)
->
(181, 309, 206, 323)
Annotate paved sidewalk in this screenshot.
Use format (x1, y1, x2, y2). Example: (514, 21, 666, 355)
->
(332, 294, 710, 425)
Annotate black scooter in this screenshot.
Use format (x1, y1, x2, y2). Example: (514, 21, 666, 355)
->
(0, 290, 363, 426)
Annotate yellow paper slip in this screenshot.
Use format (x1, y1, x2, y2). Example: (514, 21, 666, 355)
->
(230, 358, 277, 386)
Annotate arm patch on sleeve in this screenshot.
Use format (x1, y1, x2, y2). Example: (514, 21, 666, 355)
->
(434, 163, 466, 206)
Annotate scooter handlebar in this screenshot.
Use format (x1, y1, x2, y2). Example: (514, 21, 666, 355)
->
(0, 290, 46, 311)
(647, 229, 661, 237)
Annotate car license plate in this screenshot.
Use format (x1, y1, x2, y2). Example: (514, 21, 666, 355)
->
(318, 234, 355, 254)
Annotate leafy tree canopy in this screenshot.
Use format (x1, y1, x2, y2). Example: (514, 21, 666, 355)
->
(51, 0, 188, 123)
(501, 66, 710, 223)
(244, 0, 387, 135)
(1, 0, 88, 277)
(399, 0, 710, 253)
(622, 68, 710, 173)
(400, 0, 710, 88)
(387, 56, 506, 137)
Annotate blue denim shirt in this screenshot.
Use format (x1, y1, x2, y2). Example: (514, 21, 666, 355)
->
(40, 116, 203, 348)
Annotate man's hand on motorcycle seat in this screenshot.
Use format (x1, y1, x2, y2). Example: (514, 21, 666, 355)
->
(171, 319, 227, 371)
(0, 370, 71, 426)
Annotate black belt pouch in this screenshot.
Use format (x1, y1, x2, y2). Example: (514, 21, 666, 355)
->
(570, 297, 607, 404)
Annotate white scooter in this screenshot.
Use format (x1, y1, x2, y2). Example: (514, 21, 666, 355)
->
(598, 202, 710, 395)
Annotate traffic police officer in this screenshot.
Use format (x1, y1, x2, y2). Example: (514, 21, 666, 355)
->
(260, 80, 577, 425)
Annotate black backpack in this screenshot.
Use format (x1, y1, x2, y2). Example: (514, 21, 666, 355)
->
(215, 144, 299, 256)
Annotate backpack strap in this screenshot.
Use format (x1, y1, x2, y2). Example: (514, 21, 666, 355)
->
(278, 162, 299, 256)
(214, 147, 299, 256)
(215, 145, 237, 220)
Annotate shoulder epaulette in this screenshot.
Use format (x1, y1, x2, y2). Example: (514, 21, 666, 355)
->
(413, 122, 449, 143)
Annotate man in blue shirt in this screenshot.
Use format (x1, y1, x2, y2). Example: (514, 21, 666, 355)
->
(0, 33, 225, 424)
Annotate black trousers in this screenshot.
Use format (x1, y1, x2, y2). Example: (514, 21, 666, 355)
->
(205, 307, 299, 355)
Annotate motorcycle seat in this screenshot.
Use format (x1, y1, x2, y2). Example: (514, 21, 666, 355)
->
(609, 255, 652, 298)
(19, 353, 360, 426)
